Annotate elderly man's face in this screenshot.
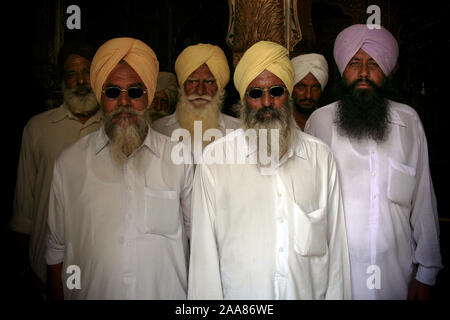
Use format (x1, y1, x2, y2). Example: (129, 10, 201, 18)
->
(343, 49, 384, 90)
(293, 72, 322, 110)
(101, 62, 149, 125)
(245, 69, 288, 116)
(63, 54, 92, 95)
(183, 64, 218, 108)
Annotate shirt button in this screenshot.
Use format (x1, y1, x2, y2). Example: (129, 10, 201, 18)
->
(279, 247, 284, 253)
(373, 195, 377, 199)
(372, 172, 376, 177)
(279, 218, 284, 223)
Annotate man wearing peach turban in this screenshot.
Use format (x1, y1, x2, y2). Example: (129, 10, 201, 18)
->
(152, 43, 240, 157)
(46, 38, 193, 300)
(188, 41, 351, 300)
(305, 24, 442, 300)
(290, 53, 328, 130)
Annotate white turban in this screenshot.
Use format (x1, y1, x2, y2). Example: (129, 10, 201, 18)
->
(291, 53, 329, 89)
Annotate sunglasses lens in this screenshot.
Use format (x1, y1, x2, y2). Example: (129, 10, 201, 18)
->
(104, 87, 121, 99)
(127, 87, 144, 99)
(248, 88, 264, 99)
(269, 86, 285, 97)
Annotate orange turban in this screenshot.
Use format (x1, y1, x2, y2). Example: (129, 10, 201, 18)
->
(90, 37, 159, 105)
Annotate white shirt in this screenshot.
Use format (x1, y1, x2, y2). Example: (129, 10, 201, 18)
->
(10, 104, 103, 283)
(46, 126, 193, 299)
(151, 110, 241, 138)
(188, 128, 351, 300)
(305, 101, 442, 299)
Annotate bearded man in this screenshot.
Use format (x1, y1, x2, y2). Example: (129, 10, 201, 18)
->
(188, 41, 351, 300)
(290, 53, 328, 130)
(146, 71, 178, 122)
(151, 43, 240, 156)
(45, 38, 193, 300)
(305, 24, 442, 300)
(9, 41, 103, 298)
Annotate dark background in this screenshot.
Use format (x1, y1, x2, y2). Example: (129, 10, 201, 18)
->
(3, 0, 449, 300)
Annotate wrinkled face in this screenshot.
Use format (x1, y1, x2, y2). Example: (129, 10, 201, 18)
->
(183, 64, 218, 108)
(292, 72, 322, 110)
(63, 54, 92, 95)
(101, 62, 149, 125)
(245, 69, 288, 116)
(343, 49, 385, 90)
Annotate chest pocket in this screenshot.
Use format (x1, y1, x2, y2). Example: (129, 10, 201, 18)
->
(293, 204, 327, 256)
(387, 158, 416, 209)
(144, 188, 180, 236)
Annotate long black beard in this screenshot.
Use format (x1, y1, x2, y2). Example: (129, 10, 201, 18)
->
(335, 78, 391, 142)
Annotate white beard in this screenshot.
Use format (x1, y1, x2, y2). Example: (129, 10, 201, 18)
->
(176, 89, 224, 148)
(62, 81, 99, 116)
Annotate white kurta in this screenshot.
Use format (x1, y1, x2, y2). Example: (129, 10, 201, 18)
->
(188, 128, 351, 300)
(46, 127, 193, 299)
(305, 100, 442, 299)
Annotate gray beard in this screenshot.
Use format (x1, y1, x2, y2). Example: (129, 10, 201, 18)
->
(104, 107, 149, 167)
(62, 82, 99, 116)
(239, 97, 295, 161)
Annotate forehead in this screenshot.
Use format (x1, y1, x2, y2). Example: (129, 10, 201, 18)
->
(351, 48, 375, 61)
(297, 72, 320, 86)
(188, 64, 215, 79)
(104, 62, 144, 87)
(64, 54, 90, 70)
(247, 69, 285, 89)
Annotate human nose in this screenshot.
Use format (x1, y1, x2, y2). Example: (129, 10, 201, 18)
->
(118, 90, 130, 106)
(359, 63, 368, 79)
(305, 86, 312, 99)
(261, 91, 272, 107)
(154, 99, 162, 111)
(195, 81, 205, 96)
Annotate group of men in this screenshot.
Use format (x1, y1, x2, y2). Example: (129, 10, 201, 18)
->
(10, 23, 442, 300)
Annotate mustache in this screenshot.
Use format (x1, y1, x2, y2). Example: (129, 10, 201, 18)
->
(187, 94, 213, 102)
(255, 106, 281, 121)
(109, 106, 145, 118)
(348, 78, 380, 90)
(68, 84, 93, 95)
(299, 98, 315, 104)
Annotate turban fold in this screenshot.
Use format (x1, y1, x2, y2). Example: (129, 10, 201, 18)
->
(234, 41, 294, 102)
(334, 24, 399, 76)
(156, 71, 178, 111)
(90, 37, 159, 104)
(174, 43, 230, 92)
(291, 53, 329, 89)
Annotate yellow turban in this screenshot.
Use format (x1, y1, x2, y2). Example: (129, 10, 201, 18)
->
(234, 41, 294, 102)
(90, 37, 159, 105)
(174, 43, 230, 92)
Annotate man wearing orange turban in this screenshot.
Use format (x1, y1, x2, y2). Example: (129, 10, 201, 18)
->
(152, 43, 240, 158)
(46, 38, 193, 300)
(188, 41, 351, 300)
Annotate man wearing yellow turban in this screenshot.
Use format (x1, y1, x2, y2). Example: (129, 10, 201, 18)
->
(46, 38, 193, 300)
(152, 43, 240, 156)
(188, 41, 351, 300)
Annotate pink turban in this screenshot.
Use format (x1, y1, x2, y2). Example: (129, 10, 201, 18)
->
(334, 24, 399, 76)
(90, 37, 159, 105)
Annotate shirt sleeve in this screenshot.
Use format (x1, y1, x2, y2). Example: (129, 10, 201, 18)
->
(410, 119, 442, 285)
(9, 123, 36, 234)
(324, 150, 352, 299)
(45, 159, 66, 265)
(187, 163, 224, 300)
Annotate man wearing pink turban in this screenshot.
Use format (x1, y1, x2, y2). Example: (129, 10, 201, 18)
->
(305, 24, 442, 300)
(46, 38, 193, 299)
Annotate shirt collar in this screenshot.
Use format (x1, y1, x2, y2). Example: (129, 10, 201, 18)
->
(95, 123, 160, 158)
(243, 127, 308, 161)
(51, 103, 104, 124)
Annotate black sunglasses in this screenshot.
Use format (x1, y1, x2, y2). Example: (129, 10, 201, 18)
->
(247, 86, 286, 100)
(102, 86, 147, 100)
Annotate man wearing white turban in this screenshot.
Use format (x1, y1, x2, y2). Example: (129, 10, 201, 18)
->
(146, 71, 179, 122)
(46, 38, 193, 299)
(152, 43, 240, 155)
(188, 41, 351, 300)
(290, 53, 328, 130)
(305, 24, 442, 300)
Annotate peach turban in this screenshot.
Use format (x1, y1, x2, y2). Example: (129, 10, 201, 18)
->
(334, 24, 399, 76)
(174, 43, 230, 92)
(234, 41, 294, 102)
(90, 37, 159, 105)
(291, 53, 329, 89)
